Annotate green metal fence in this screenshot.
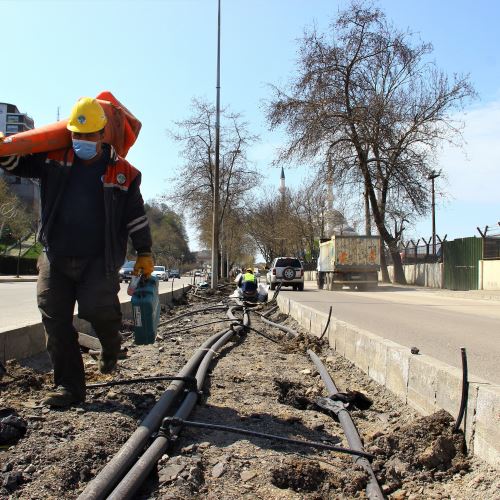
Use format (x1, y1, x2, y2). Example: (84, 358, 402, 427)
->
(443, 237, 483, 290)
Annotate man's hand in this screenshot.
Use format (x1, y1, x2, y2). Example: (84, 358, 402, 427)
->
(134, 253, 154, 278)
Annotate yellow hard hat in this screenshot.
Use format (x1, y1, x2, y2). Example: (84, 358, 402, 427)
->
(246, 268, 253, 272)
(67, 97, 107, 133)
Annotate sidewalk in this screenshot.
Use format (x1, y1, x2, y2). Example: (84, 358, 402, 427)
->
(0, 275, 38, 282)
(377, 282, 500, 302)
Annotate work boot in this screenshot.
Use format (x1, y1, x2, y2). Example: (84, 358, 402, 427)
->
(43, 386, 84, 408)
(99, 353, 118, 374)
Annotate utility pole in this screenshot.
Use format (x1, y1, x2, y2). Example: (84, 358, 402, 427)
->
(428, 170, 440, 254)
(211, 0, 221, 289)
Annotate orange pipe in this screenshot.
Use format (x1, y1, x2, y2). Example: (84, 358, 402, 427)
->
(0, 91, 141, 158)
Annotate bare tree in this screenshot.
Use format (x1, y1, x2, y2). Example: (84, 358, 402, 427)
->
(165, 98, 260, 275)
(266, 1, 475, 283)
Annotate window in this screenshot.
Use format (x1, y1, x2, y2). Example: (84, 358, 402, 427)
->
(276, 258, 302, 268)
(6, 124, 19, 133)
(7, 115, 20, 123)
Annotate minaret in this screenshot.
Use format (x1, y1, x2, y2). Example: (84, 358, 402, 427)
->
(279, 166, 286, 200)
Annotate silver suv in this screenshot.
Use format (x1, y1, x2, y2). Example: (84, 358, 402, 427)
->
(266, 257, 304, 291)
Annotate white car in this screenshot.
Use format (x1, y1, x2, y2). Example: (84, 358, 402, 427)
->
(151, 266, 169, 281)
(266, 257, 304, 291)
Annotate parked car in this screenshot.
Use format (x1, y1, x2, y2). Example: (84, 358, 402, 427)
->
(169, 269, 180, 279)
(194, 270, 202, 277)
(119, 261, 135, 283)
(151, 266, 169, 281)
(266, 257, 304, 291)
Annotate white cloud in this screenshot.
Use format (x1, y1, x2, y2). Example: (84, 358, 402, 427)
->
(438, 99, 500, 203)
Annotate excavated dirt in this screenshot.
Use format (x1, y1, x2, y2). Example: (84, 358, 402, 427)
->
(0, 285, 499, 499)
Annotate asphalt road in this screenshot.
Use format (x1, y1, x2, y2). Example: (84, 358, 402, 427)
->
(0, 277, 193, 334)
(281, 282, 500, 384)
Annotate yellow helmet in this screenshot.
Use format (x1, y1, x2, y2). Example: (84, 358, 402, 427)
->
(67, 97, 107, 133)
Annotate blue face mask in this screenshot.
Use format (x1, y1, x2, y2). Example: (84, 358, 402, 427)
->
(72, 139, 98, 160)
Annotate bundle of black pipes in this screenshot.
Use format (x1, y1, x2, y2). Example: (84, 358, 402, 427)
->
(78, 304, 249, 500)
(308, 349, 385, 500)
(79, 295, 384, 499)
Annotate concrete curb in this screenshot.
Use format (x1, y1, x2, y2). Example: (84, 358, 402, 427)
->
(0, 277, 38, 283)
(277, 294, 500, 467)
(0, 284, 190, 364)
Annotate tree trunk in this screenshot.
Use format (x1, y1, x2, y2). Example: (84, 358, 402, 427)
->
(364, 190, 371, 235)
(379, 240, 390, 283)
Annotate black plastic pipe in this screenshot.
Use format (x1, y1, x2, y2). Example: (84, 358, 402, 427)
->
(78, 329, 230, 500)
(163, 418, 375, 459)
(307, 350, 385, 500)
(319, 306, 333, 340)
(87, 376, 197, 389)
(162, 318, 239, 335)
(158, 305, 227, 327)
(258, 315, 298, 338)
(107, 310, 249, 499)
(453, 347, 468, 434)
(262, 304, 279, 318)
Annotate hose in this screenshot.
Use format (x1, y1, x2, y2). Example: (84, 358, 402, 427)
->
(158, 305, 227, 327)
(319, 306, 333, 340)
(106, 309, 249, 500)
(453, 347, 468, 435)
(307, 350, 385, 500)
(78, 329, 230, 500)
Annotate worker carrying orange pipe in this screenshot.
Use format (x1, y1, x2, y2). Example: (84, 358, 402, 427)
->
(0, 95, 153, 408)
(0, 91, 141, 158)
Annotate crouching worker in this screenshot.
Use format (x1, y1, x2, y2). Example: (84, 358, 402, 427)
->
(0, 97, 153, 408)
(238, 268, 258, 299)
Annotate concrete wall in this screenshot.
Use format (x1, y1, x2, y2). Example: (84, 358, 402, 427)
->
(382, 263, 443, 288)
(479, 260, 500, 290)
(277, 294, 500, 467)
(0, 285, 190, 363)
(304, 271, 317, 282)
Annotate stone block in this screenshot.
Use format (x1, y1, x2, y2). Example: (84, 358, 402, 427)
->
(343, 326, 358, 364)
(309, 311, 326, 338)
(367, 336, 388, 386)
(353, 330, 379, 376)
(334, 321, 347, 356)
(385, 341, 411, 403)
(473, 384, 500, 466)
(0, 324, 46, 363)
(407, 354, 441, 415)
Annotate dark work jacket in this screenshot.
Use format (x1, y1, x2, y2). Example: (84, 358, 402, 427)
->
(0, 145, 152, 275)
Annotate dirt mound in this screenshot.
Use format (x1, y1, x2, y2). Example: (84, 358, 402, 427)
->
(369, 409, 470, 494)
(282, 331, 327, 354)
(271, 459, 326, 492)
(274, 379, 315, 410)
(0, 361, 49, 394)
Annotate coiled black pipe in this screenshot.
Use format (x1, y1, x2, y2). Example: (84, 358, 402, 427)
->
(78, 329, 230, 500)
(307, 350, 385, 500)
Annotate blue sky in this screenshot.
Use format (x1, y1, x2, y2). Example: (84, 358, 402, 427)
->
(2, 0, 499, 249)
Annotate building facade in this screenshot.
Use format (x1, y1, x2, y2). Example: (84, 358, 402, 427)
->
(0, 102, 40, 213)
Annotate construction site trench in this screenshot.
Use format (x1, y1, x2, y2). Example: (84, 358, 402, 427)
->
(0, 284, 498, 499)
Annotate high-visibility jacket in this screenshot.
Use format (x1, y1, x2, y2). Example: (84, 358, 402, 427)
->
(239, 272, 257, 294)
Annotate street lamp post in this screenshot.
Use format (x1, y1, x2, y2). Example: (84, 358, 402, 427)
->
(428, 170, 441, 254)
(211, 0, 221, 289)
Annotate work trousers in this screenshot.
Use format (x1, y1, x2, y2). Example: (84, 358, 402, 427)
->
(37, 253, 122, 399)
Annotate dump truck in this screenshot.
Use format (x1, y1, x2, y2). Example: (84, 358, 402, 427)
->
(317, 235, 380, 291)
